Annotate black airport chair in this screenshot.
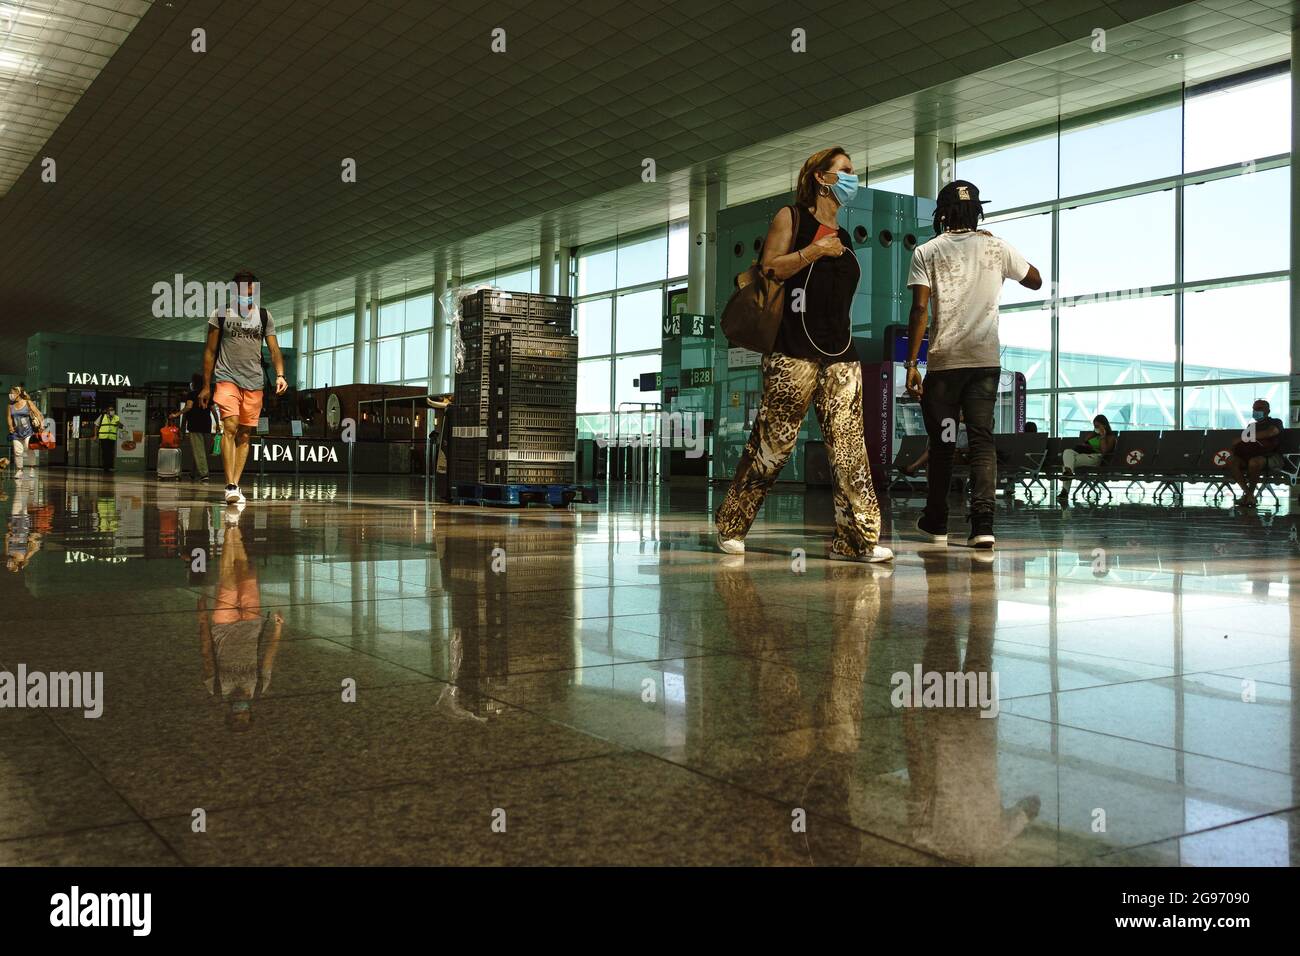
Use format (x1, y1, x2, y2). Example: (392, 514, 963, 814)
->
(888, 433, 929, 497)
(1146, 429, 1204, 506)
(1195, 429, 1248, 506)
(1041, 437, 1066, 478)
(996, 431, 1050, 501)
(1251, 427, 1300, 508)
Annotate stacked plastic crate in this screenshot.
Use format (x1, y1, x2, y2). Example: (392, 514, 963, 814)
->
(449, 290, 574, 485)
(487, 331, 578, 484)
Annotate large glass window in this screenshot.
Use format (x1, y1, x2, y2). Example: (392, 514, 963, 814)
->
(1058, 387, 1176, 436)
(955, 135, 1058, 213)
(1185, 72, 1289, 172)
(617, 230, 669, 289)
(1183, 167, 1288, 282)
(1058, 294, 1176, 389)
(405, 294, 433, 331)
(1183, 282, 1289, 380)
(578, 359, 611, 413)
(573, 224, 687, 418)
(495, 263, 539, 292)
(577, 247, 617, 295)
(668, 221, 689, 279)
(1183, 381, 1288, 431)
(378, 337, 401, 383)
(869, 169, 912, 194)
(989, 212, 1052, 306)
(403, 332, 428, 381)
(1060, 105, 1182, 197)
(334, 347, 353, 387)
(1058, 191, 1175, 298)
(379, 300, 405, 337)
(314, 315, 338, 349)
(577, 298, 612, 357)
(999, 308, 1051, 391)
(616, 353, 660, 410)
(615, 288, 662, 353)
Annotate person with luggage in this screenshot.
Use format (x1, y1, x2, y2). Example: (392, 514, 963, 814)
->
(169, 372, 215, 481)
(715, 146, 890, 564)
(197, 271, 288, 506)
(6, 385, 41, 480)
(94, 403, 123, 473)
(905, 179, 1042, 549)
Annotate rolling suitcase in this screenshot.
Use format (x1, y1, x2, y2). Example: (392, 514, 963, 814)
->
(157, 446, 182, 480)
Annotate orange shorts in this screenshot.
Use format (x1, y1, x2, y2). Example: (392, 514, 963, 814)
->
(213, 381, 264, 427)
(213, 575, 262, 625)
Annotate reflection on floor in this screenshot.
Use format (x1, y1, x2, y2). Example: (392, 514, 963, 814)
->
(1, 470, 1297, 865)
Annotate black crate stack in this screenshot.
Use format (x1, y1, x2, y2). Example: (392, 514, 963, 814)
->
(487, 332, 578, 484)
(449, 290, 575, 485)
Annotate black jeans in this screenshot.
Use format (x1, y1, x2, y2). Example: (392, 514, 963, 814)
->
(921, 366, 999, 527)
(99, 438, 116, 471)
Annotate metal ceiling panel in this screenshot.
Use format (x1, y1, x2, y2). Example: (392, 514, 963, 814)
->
(0, 0, 1289, 368)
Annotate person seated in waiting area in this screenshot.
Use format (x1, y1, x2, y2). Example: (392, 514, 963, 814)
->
(1058, 414, 1116, 502)
(1229, 399, 1285, 508)
(1023, 421, 1038, 433)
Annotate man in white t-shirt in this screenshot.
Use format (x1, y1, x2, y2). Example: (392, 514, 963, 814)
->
(904, 180, 1042, 549)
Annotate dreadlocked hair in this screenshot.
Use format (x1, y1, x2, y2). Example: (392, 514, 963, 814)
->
(933, 200, 983, 235)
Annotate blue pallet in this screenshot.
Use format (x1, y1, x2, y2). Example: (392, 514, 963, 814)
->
(452, 482, 599, 507)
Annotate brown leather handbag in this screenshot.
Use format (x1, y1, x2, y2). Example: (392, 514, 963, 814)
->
(720, 205, 800, 355)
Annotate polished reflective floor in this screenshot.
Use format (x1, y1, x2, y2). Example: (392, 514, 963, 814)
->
(2, 468, 1298, 866)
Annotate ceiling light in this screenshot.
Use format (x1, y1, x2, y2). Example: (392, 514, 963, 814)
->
(1166, 52, 1184, 61)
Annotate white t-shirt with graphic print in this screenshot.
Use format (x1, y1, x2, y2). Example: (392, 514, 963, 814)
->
(906, 232, 1029, 372)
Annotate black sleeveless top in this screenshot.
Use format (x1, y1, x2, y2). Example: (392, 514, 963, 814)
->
(772, 205, 859, 363)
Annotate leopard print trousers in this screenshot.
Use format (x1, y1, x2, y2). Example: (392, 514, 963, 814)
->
(716, 353, 881, 556)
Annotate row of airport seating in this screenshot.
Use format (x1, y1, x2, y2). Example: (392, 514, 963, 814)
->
(888, 429, 1300, 506)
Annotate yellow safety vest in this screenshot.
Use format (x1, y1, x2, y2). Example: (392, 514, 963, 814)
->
(96, 413, 121, 440)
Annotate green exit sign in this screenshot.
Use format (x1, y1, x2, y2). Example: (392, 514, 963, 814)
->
(662, 313, 714, 338)
(682, 367, 714, 388)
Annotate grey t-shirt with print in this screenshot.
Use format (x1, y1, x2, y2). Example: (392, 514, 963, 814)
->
(208, 308, 275, 391)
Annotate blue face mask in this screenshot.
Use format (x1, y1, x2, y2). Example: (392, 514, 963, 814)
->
(825, 171, 858, 206)
(1253, 409, 1266, 420)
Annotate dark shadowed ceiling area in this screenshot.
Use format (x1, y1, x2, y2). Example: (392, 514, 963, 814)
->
(0, 0, 1233, 369)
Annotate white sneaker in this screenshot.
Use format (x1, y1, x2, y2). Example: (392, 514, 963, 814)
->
(830, 544, 894, 564)
(717, 534, 745, 555)
(224, 484, 245, 505)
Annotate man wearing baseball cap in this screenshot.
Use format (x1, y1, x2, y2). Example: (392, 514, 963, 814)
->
(904, 180, 1042, 549)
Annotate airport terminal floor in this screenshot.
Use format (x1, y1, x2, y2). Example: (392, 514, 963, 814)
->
(2, 470, 1296, 867)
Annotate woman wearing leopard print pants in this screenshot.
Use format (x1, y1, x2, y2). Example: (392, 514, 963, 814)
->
(715, 147, 890, 564)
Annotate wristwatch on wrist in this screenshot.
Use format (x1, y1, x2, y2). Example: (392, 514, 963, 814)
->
(903, 360, 919, 370)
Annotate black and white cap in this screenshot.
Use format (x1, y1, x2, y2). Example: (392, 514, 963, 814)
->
(937, 179, 988, 205)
